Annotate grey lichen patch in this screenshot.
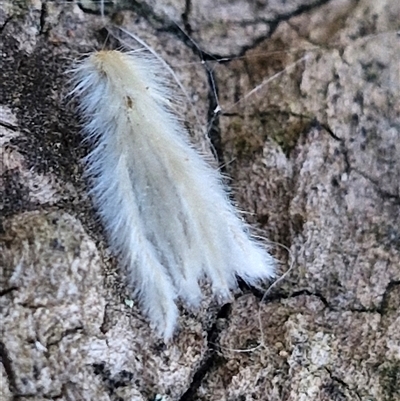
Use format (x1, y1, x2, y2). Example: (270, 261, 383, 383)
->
(196, 293, 400, 401)
(0, 0, 44, 53)
(1, 210, 105, 318)
(0, 211, 208, 399)
(0, 210, 107, 397)
(189, 0, 329, 55)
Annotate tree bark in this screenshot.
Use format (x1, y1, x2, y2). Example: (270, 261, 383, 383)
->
(1, 0, 399, 400)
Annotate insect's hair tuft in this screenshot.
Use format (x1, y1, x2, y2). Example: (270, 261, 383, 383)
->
(72, 50, 275, 340)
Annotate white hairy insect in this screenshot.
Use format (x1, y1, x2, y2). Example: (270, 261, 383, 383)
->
(72, 50, 275, 340)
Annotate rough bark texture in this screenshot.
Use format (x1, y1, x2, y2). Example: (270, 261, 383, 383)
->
(1, 0, 399, 400)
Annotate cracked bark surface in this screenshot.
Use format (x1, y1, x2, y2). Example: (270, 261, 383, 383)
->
(1, 0, 399, 400)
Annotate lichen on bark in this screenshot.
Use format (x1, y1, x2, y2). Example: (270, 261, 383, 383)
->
(1, 0, 399, 400)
